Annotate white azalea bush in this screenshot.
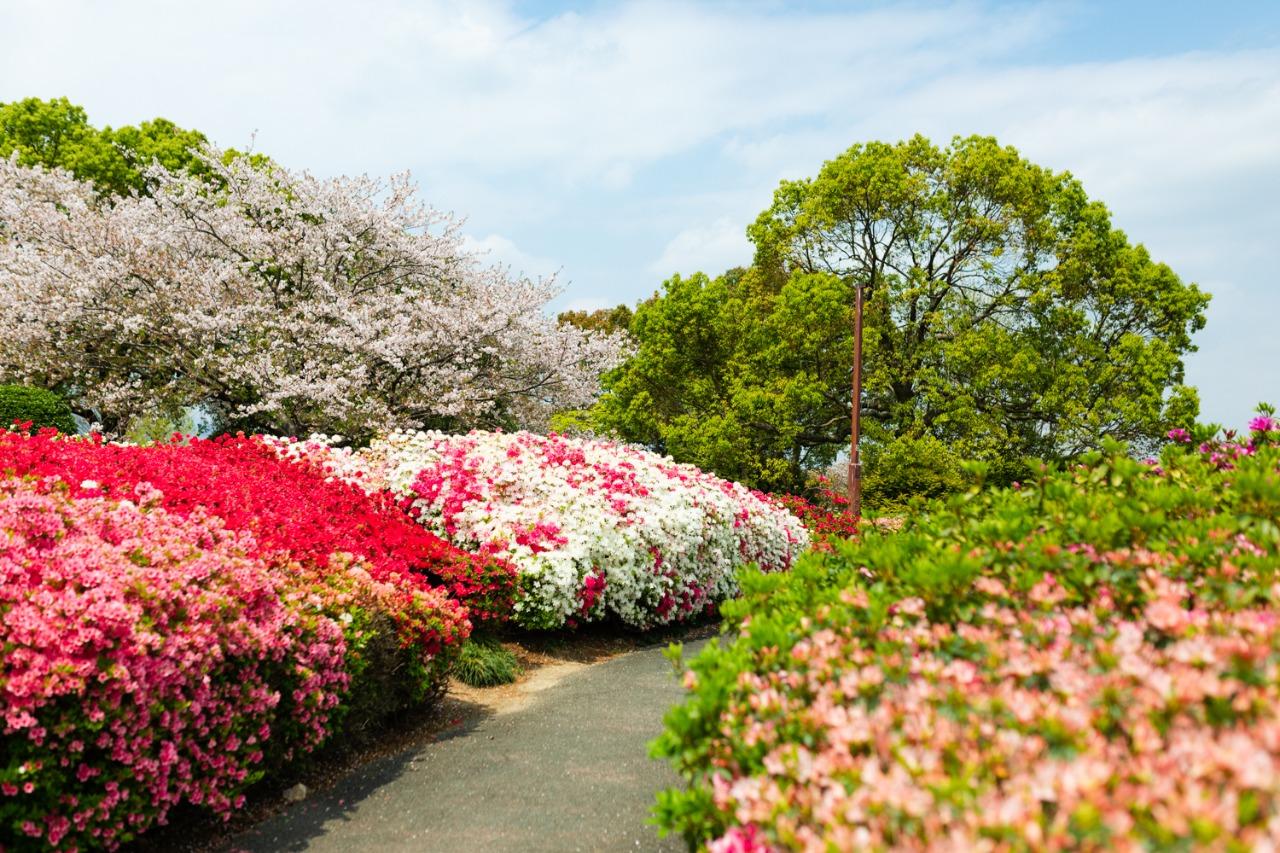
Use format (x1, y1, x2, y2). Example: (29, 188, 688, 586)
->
(283, 431, 809, 629)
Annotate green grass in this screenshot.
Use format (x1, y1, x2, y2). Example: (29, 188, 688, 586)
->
(454, 634, 521, 687)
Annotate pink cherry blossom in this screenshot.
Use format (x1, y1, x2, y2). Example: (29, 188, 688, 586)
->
(0, 151, 626, 436)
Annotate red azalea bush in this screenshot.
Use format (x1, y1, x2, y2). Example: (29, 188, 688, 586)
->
(769, 480, 902, 546)
(0, 478, 348, 851)
(656, 415, 1280, 851)
(0, 430, 515, 637)
(264, 434, 518, 623)
(420, 550, 518, 624)
(768, 490, 859, 543)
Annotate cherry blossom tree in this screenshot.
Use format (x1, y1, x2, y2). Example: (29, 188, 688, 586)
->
(0, 149, 625, 436)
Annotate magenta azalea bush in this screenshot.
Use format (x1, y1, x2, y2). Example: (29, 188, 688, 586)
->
(291, 430, 810, 630)
(0, 428, 489, 850)
(0, 477, 348, 850)
(655, 413, 1280, 851)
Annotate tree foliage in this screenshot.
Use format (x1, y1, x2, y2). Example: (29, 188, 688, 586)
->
(0, 96, 210, 197)
(593, 268, 854, 491)
(558, 303, 634, 335)
(0, 149, 625, 438)
(594, 135, 1209, 494)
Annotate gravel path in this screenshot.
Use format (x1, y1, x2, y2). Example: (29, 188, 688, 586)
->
(222, 640, 705, 853)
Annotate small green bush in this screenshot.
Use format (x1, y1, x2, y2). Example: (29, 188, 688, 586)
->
(0, 384, 76, 433)
(862, 433, 969, 509)
(454, 635, 521, 687)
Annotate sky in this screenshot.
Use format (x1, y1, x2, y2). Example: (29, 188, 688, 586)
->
(2, 0, 1277, 427)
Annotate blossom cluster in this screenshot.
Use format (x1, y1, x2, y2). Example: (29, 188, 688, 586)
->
(0, 428, 493, 850)
(0, 429, 508, 645)
(768, 480, 861, 545)
(1166, 406, 1279, 470)
(262, 434, 516, 623)
(656, 415, 1280, 850)
(0, 478, 347, 850)
(302, 430, 809, 629)
(0, 150, 626, 436)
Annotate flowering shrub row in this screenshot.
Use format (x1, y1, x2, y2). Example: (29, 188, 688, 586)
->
(263, 435, 516, 623)
(293, 431, 809, 630)
(0, 429, 513, 641)
(0, 429, 491, 850)
(0, 478, 349, 850)
(654, 414, 1280, 851)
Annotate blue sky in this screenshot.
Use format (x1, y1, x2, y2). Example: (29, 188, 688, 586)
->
(3, 0, 1278, 427)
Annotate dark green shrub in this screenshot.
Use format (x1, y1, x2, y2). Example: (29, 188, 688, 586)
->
(329, 609, 445, 743)
(0, 384, 76, 433)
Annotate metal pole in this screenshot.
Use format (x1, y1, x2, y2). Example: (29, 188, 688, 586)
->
(848, 280, 863, 520)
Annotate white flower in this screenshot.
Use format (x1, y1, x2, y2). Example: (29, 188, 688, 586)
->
(0, 152, 627, 436)
(336, 430, 809, 629)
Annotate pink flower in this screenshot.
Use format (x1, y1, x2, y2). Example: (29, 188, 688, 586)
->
(0, 476, 353, 849)
(710, 824, 770, 853)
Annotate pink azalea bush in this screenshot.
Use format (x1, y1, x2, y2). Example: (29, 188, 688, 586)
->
(0, 428, 508, 640)
(0, 428, 488, 850)
(655, 414, 1280, 851)
(0, 477, 348, 851)
(302, 430, 809, 629)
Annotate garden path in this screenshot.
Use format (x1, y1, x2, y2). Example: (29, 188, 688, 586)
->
(223, 639, 706, 852)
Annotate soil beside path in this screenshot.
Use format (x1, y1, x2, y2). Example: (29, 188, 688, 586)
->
(221, 638, 707, 853)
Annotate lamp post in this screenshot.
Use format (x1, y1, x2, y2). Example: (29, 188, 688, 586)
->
(847, 279, 864, 520)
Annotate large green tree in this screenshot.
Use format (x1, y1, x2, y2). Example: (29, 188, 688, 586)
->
(0, 97, 210, 196)
(593, 135, 1209, 495)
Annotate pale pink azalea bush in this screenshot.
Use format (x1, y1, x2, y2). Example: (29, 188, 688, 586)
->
(656, 420, 1280, 851)
(283, 431, 809, 629)
(708, 569, 1280, 851)
(0, 477, 349, 851)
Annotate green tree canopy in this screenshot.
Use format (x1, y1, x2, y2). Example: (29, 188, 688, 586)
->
(558, 303, 635, 335)
(0, 97, 210, 196)
(592, 135, 1209, 495)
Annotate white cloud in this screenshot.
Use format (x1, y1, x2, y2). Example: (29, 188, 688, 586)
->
(650, 217, 752, 277)
(876, 52, 1280, 426)
(0, 0, 1057, 182)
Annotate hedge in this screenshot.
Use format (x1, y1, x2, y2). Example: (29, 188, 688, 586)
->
(0, 385, 75, 434)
